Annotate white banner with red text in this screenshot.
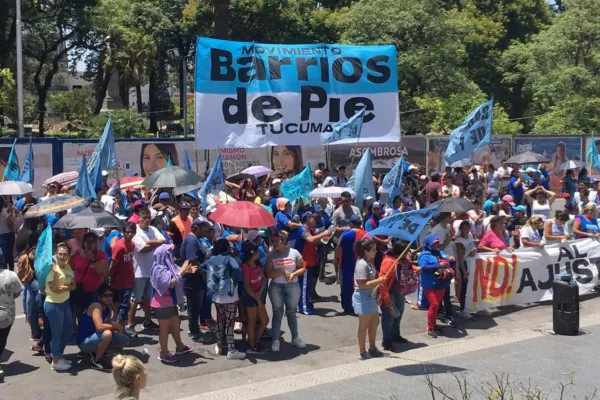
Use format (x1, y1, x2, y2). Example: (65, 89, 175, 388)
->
(464, 239, 599, 313)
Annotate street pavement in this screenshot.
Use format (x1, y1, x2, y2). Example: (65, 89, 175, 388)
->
(1, 253, 596, 399)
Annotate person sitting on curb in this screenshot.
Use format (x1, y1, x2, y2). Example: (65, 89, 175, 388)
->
(77, 283, 130, 370)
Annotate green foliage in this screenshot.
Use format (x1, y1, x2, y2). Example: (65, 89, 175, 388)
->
(532, 96, 600, 134)
(49, 87, 95, 122)
(90, 109, 146, 138)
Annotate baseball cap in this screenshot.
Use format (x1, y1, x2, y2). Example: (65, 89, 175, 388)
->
(513, 205, 526, 212)
(312, 204, 323, 213)
(272, 178, 282, 185)
(487, 188, 498, 199)
(247, 230, 261, 242)
(502, 195, 516, 206)
(408, 165, 418, 171)
(403, 198, 414, 207)
(242, 240, 258, 255)
(131, 200, 147, 211)
(301, 211, 313, 223)
(365, 195, 374, 201)
(372, 201, 382, 209)
(192, 219, 210, 229)
(101, 170, 109, 177)
(431, 171, 440, 178)
(178, 201, 191, 209)
(349, 214, 361, 225)
(159, 192, 170, 200)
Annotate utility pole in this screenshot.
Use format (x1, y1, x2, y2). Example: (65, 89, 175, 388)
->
(16, 0, 25, 137)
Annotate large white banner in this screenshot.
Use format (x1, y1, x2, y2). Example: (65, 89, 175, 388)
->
(465, 239, 599, 312)
(194, 37, 400, 149)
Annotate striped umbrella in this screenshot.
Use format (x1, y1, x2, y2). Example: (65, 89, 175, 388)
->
(24, 195, 86, 218)
(44, 171, 79, 188)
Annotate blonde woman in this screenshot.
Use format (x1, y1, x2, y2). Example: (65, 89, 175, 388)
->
(112, 354, 147, 400)
(520, 217, 544, 249)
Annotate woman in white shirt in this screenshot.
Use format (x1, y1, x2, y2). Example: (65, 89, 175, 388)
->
(454, 220, 476, 319)
(440, 175, 460, 199)
(524, 187, 556, 222)
(520, 216, 545, 249)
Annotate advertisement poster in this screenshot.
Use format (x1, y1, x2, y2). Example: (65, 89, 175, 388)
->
(0, 143, 53, 195)
(513, 137, 582, 191)
(213, 148, 269, 176)
(62, 141, 205, 185)
(427, 137, 512, 174)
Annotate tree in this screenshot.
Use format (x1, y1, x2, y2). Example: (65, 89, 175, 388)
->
(502, 0, 600, 133)
(213, 0, 230, 39)
(48, 86, 94, 122)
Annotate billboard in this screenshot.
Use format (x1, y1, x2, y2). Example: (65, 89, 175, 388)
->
(427, 137, 512, 174)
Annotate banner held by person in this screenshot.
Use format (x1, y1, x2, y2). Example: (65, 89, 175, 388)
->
(381, 154, 407, 207)
(465, 239, 600, 313)
(444, 99, 494, 164)
(347, 148, 375, 209)
(20, 138, 34, 186)
(367, 206, 439, 242)
(3, 139, 20, 182)
(280, 164, 314, 205)
(199, 155, 225, 214)
(323, 107, 365, 144)
(194, 37, 400, 149)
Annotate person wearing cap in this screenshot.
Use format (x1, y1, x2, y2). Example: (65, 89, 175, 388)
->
(508, 168, 524, 205)
(500, 195, 515, 216)
(167, 201, 193, 260)
(530, 170, 550, 191)
(180, 220, 211, 343)
(482, 188, 499, 214)
(331, 191, 361, 233)
(295, 211, 333, 315)
(40, 182, 59, 202)
(265, 230, 307, 352)
(524, 186, 556, 222)
(335, 214, 367, 315)
(127, 200, 147, 225)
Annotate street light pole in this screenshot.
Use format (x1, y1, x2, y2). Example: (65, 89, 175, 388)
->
(16, 0, 25, 137)
(182, 56, 188, 138)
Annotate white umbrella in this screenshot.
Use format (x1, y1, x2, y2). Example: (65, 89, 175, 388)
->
(241, 165, 273, 178)
(0, 181, 33, 195)
(309, 186, 355, 199)
(558, 160, 587, 171)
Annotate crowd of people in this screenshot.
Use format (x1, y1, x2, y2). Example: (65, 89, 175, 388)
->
(0, 156, 598, 391)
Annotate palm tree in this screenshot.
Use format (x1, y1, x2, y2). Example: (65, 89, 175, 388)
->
(213, 0, 230, 39)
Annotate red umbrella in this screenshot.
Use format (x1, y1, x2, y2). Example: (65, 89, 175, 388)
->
(112, 176, 144, 192)
(44, 171, 79, 188)
(209, 201, 275, 229)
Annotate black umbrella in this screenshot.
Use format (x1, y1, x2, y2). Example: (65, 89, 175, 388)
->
(53, 207, 124, 230)
(506, 151, 549, 165)
(226, 172, 257, 183)
(429, 198, 476, 213)
(140, 166, 203, 189)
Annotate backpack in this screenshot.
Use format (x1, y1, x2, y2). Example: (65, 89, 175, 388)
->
(17, 248, 35, 284)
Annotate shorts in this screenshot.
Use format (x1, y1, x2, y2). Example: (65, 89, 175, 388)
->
(153, 305, 178, 320)
(352, 290, 378, 316)
(241, 289, 267, 308)
(132, 278, 153, 303)
(114, 288, 132, 322)
(78, 331, 130, 353)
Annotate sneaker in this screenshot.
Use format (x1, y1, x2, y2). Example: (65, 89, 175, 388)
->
(368, 347, 385, 358)
(291, 337, 306, 349)
(457, 311, 473, 320)
(227, 350, 247, 360)
(427, 329, 438, 338)
(271, 339, 281, 352)
(44, 354, 52, 363)
(392, 335, 408, 343)
(360, 351, 372, 360)
(51, 359, 71, 371)
(477, 309, 493, 316)
(214, 344, 223, 356)
(433, 325, 444, 333)
(0, 366, 3, 382)
(199, 322, 210, 330)
(124, 325, 138, 337)
(143, 320, 159, 330)
(234, 321, 243, 334)
(381, 341, 394, 352)
(90, 354, 110, 370)
(158, 353, 178, 364)
(247, 344, 267, 355)
(444, 318, 458, 328)
(61, 358, 72, 365)
(175, 344, 193, 355)
(31, 344, 44, 353)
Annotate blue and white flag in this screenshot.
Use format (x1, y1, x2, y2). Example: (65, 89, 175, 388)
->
(89, 117, 117, 190)
(381, 155, 405, 207)
(3, 139, 19, 182)
(184, 150, 193, 170)
(199, 155, 225, 213)
(76, 155, 97, 200)
(347, 148, 375, 210)
(323, 107, 365, 144)
(587, 133, 600, 171)
(444, 99, 493, 164)
(34, 224, 54, 287)
(20, 139, 34, 186)
(194, 37, 400, 149)
(367, 205, 439, 242)
(167, 156, 174, 167)
(281, 165, 314, 205)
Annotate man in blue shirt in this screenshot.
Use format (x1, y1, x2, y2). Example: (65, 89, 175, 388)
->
(483, 188, 499, 214)
(16, 192, 37, 211)
(508, 170, 524, 205)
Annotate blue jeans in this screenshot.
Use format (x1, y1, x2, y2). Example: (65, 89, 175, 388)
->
(0, 231, 15, 270)
(381, 291, 405, 343)
(25, 278, 42, 338)
(268, 281, 300, 342)
(37, 295, 51, 356)
(78, 331, 130, 353)
(43, 301, 73, 359)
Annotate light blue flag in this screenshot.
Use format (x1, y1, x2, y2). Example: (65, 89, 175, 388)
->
(88, 117, 117, 190)
(367, 205, 440, 242)
(20, 138, 34, 186)
(184, 150, 193, 170)
(199, 155, 225, 214)
(167, 156, 173, 167)
(381, 155, 405, 207)
(323, 107, 365, 144)
(281, 165, 314, 205)
(444, 99, 494, 164)
(34, 224, 54, 287)
(587, 133, 600, 171)
(347, 148, 375, 210)
(3, 139, 20, 181)
(76, 155, 97, 200)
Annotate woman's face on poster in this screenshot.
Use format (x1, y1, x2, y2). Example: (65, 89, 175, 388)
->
(142, 144, 167, 176)
(272, 146, 295, 174)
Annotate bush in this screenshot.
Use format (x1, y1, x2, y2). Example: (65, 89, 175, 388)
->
(90, 109, 146, 138)
(48, 86, 94, 123)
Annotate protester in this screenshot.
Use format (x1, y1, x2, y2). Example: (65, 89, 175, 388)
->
(331, 191, 361, 232)
(544, 211, 571, 243)
(112, 354, 147, 400)
(454, 221, 476, 319)
(0, 264, 21, 381)
(508, 169, 524, 205)
(110, 224, 137, 335)
(71, 232, 108, 320)
(150, 245, 193, 363)
(274, 198, 301, 247)
(44, 243, 75, 371)
(520, 217, 545, 249)
(265, 231, 306, 352)
(479, 216, 512, 253)
(335, 215, 366, 314)
(241, 241, 268, 354)
(572, 204, 600, 239)
(524, 186, 556, 222)
(562, 169, 577, 201)
(201, 239, 246, 359)
(440, 175, 460, 199)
